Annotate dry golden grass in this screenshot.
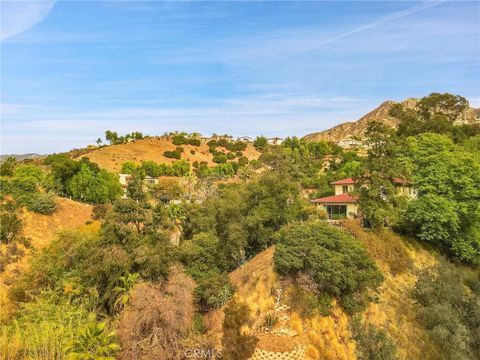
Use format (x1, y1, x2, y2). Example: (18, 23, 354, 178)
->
(341, 221, 441, 359)
(300, 303, 356, 360)
(340, 220, 413, 275)
(0, 197, 93, 321)
(200, 224, 451, 359)
(204, 246, 277, 349)
(78, 138, 261, 172)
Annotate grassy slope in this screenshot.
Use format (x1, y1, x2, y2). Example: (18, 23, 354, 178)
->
(0, 198, 93, 321)
(77, 137, 261, 173)
(206, 221, 454, 359)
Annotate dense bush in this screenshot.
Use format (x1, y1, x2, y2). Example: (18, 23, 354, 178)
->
(0, 201, 22, 244)
(163, 149, 182, 159)
(274, 221, 383, 313)
(351, 318, 398, 360)
(68, 165, 122, 204)
(172, 134, 201, 146)
(253, 136, 267, 150)
(286, 285, 331, 317)
(399, 133, 480, 263)
(222, 299, 258, 360)
(66, 321, 120, 359)
(0, 291, 94, 359)
(0, 157, 16, 176)
(43, 156, 122, 204)
(25, 192, 57, 214)
(238, 156, 249, 167)
(412, 261, 480, 359)
(133, 160, 190, 177)
(195, 163, 236, 178)
(212, 153, 228, 164)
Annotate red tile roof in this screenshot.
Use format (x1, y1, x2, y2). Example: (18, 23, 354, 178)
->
(330, 177, 410, 186)
(330, 178, 355, 185)
(311, 193, 358, 204)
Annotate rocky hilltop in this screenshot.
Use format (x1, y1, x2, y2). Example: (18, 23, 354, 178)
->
(303, 98, 480, 143)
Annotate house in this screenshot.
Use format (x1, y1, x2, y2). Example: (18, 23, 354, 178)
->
(267, 137, 284, 145)
(144, 176, 159, 185)
(118, 173, 160, 197)
(338, 136, 363, 149)
(238, 136, 252, 142)
(311, 177, 416, 219)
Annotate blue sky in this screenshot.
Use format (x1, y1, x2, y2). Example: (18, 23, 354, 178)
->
(1, 0, 479, 154)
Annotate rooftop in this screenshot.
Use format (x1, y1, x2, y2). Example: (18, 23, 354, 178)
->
(311, 193, 358, 204)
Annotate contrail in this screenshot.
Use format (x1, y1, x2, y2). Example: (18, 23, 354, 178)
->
(162, 0, 447, 97)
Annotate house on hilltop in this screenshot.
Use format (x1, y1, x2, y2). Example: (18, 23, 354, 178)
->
(312, 177, 416, 219)
(267, 137, 284, 145)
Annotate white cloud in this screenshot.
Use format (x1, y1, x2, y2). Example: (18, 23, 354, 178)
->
(1, 0, 56, 41)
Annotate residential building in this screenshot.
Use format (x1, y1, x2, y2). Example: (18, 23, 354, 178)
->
(267, 137, 284, 145)
(311, 177, 416, 219)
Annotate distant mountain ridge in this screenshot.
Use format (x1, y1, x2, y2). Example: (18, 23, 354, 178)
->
(0, 153, 44, 162)
(303, 98, 480, 143)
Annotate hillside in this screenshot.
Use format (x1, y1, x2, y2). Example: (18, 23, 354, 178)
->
(203, 221, 453, 360)
(0, 198, 93, 320)
(303, 98, 480, 143)
(76, 137, 261, 173)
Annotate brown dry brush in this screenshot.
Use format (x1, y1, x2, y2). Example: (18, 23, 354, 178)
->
(116, 266, 195, 359)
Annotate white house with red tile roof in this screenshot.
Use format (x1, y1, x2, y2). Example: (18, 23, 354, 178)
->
(312, 177, 416, 219)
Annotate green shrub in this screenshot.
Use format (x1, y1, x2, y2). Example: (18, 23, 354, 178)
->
(26, 192, 57, 214)
(253, 136, 267, 150)
(11, 176, 38, 194)
(286, 285, 332, 317)
(66, 321, 120, 359)
(164, 150, 182, 159)
(227, 152, 236, 160)
(351, 318, 398, 360)
(0, 157, 16, 176)
(121, 161, 137, 174)
(249, 159, 262, 169)
(274, 221, 383, 313)
(190, 149, 196, 155)
(412, 261, 480, 359)
(0, 291, 94, 359)
(13, 164, 44, 182)
(238, 157, 249, 167)
(195, 272, 233, 310)
(0, 201, 22, 244)
(213, 154, 228, 164)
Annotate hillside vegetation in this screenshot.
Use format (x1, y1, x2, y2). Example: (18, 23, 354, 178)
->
(0, 93, 479, 360)
(78, 136, 261, 173)
(0, 197, 92, 321)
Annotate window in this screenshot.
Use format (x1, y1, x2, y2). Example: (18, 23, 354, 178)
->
(342, 185, 348, 193)
(325, 205, 347, 219)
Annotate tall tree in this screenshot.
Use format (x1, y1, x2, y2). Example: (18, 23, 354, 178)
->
(356, 121, 406, 228)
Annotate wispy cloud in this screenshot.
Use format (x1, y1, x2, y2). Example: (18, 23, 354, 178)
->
(1, 0, 56, 41)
